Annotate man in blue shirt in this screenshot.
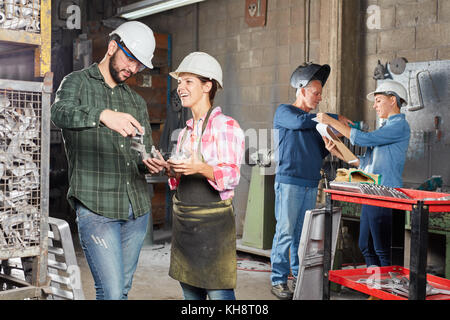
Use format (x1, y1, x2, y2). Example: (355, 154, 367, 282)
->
(317, 80, 411, 268)
(270, 63, 352, 299)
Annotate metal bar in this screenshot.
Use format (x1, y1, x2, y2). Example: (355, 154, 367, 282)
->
(34, 72, 53, 288)
(391, 209, 405, 266)
(0, 273, 32, 287)
(0, 286, 43, 300)
(0, 247, 41, 260)
(0, 78, 43, 92)
(39, 0, 52, 77)
(409, 201, 429, 300)
(322, 193, 333, 300)
(0, 29, 41, 45)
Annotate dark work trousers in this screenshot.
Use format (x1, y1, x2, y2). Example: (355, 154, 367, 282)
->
(358, 204, 392, 267)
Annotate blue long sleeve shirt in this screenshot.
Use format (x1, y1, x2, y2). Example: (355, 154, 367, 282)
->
(273, 104, 337, 187)
(350, 113, 410, 188)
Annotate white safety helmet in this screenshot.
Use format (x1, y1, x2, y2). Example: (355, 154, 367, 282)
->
(170, 52, 223, 88)
(367, 80, 408, 107)
(109, 21, 156, 69)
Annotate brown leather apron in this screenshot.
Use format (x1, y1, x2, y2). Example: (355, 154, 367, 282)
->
(168, 108, 237, 289)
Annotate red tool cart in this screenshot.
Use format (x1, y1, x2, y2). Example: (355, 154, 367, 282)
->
(322, 187, 450, 300)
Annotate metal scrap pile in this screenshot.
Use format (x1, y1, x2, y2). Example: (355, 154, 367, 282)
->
(0, 94, 40, 250)
(0, 0, 40, 33)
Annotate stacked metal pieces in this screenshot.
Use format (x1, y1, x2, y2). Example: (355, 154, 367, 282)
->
(329, 181, 410, 199)
(0, 92, 41, 251)
(0, 0, 40, 33)
(356, 272, 450, 298)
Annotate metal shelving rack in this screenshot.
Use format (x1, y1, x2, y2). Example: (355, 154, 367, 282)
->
(322, 187, 450, 300)
(0, 0, 51, 77)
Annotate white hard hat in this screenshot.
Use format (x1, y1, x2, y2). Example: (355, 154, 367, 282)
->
(109, 21, 156, 69)
(170, 52, 223, 88)
(367, 80, 408, 107)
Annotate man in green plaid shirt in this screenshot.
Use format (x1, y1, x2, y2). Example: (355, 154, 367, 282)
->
(51, 22, 157, 300)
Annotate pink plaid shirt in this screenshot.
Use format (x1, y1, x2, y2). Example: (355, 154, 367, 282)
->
(168, 107, 245, 200)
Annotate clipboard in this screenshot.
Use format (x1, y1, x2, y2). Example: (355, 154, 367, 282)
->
(315, 123, 358, 164)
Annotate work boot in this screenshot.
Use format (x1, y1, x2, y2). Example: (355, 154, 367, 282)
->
(271, 283, 293, 300)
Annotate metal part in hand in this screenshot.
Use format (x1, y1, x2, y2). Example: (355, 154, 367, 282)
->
(130, 128, 150, 160)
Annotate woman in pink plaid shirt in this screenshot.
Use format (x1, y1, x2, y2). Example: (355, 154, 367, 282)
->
(146, 52, 245, 300)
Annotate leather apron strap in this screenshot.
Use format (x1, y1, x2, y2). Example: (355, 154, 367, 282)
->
(176, 106, 221, 203)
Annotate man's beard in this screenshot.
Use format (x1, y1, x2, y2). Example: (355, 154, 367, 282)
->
(109, 52, 130, 84)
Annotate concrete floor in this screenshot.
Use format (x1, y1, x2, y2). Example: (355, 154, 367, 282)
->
(74, 226, 367, 300)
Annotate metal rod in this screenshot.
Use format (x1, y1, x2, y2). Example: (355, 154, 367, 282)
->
(322, 193, 333, 300)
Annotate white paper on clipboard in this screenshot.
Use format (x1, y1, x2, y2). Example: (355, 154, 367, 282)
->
(316, 123, 334, 140)
(313, 119, 358, 164)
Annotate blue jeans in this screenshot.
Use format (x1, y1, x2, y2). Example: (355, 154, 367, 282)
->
(359, 204, 392, 267)
(75, 202, 149, 300)
(270, 182, 318, 285)
(180, 282, 236, 300)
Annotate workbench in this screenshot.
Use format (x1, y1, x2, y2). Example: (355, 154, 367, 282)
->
(322, 187, 450, 300)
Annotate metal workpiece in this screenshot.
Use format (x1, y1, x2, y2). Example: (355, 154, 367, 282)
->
(407, 69, 440, 112)
(329, 181, 362, 193)
(130, 127, 162, 161)
(356, 272, 410, 297)
(130, 130, 150, 160)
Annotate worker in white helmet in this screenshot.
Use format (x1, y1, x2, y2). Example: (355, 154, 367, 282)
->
(146, 52, 245, 300)
(317, 80, 411, 271)
(51, 21, 156, 300)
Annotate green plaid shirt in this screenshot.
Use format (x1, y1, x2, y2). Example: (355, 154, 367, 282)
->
(51, 63, 153, 219)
